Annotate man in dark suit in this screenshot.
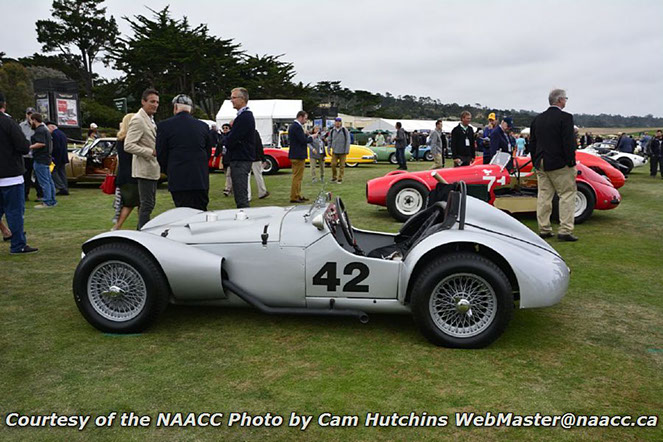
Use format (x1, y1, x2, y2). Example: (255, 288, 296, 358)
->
(156, 94, 212, 211)
(489, 116, 515, 169)
(225, 87, 256, 208)
(529, 89, 578, 242)
(287, 111, 314, 203)
(450, 111, 475, 167)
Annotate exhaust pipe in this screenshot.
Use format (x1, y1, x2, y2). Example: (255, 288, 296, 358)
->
(222, 278, 369, 324)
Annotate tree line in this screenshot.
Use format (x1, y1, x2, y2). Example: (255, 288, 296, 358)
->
(1, 0, 661, 131)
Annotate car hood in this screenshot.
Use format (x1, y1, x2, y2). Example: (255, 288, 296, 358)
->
(140, 206, 295, 244)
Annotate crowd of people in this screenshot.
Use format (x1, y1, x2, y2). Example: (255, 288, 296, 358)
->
(2, 85, 661, 256)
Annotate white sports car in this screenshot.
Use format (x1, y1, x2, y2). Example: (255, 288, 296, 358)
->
(73, 188, 569, 349)
(580, 144, 647, 173)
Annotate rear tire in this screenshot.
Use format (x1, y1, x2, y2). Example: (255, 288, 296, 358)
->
(411, 253, 513, 348)
(389, 153, 398, 164)
(345, 162, 358, 168)
(386, 180, 429, 222)
(262, 156, 279, 175)
(424, 151, 433, 161)
(73, 243, 169, 333)
(551, 182, 595, 224)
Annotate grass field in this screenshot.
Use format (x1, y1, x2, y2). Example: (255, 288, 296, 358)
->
(1, 160, 662, 441)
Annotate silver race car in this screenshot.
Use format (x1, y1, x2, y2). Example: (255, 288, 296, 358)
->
(73, 185, 569, 348)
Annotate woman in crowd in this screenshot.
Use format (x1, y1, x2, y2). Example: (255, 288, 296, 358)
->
(308, 126, 325, 183)
(111, 113, 139, 230)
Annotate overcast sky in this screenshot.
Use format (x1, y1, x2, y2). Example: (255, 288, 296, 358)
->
(4, 0, 663, 117)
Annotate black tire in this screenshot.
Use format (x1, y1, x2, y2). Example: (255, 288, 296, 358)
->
(73, 243, 169, 333)
(617, 157, 634, 174)
(551, 182, 595, 224)
(389, 153, 398, 164)
(262, 156, 279, 175)
(345, 162, 358, 168)
(386, 180, 428, 222)
(424, 151, 433, 161)
(411, 253, 513, 348)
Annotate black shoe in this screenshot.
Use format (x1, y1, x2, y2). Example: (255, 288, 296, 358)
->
(539, 232, 554, 239)
(10, 245, 39, 255)
(259, 191, 270, 199)
(56, 190, 70, 196)
(557, 233, 578, 242)
(299, 196, 309, 202)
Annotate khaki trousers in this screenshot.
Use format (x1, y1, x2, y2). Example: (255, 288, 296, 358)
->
(290, 159, 305, 201)
(331, 153, 347, 181)
(431, 153, 444, 169)
(536, 165, 577, 235)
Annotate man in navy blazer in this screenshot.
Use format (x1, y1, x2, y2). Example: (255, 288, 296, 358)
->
(529, 89, 578, 242)
(225, 87, 255, 208)
(156, 94, 212, 211)
(287, 111, 313, 203)
(489, 116, 514, 169)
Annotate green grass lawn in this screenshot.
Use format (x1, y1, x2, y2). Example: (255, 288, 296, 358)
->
(1, 161, 662, 441)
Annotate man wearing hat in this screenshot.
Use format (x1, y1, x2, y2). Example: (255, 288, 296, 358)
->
(19, 107, 43, 201)
(328, 117, 351, 182)
(529, 88, 578, 242)
(489, 116, 515, 168)
(156, 94, 212, 211)
(0, 93, 38, 254)
(481, 112, 498, 164)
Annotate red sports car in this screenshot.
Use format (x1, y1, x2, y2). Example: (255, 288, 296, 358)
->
(367, 152, 621, 223)
(208, 147, 292, 175)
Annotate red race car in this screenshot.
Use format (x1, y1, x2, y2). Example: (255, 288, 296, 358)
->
(367, 152, 621, 223)
(474, 153, 625, 189)
(208, 147, 292, 175)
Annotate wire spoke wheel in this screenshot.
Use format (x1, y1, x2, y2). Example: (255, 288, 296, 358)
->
(87, 260, 147, 322)
(428, 273, 497, 338)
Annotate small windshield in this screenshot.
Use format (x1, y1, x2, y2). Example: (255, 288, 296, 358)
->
(489, 152, 512, 171)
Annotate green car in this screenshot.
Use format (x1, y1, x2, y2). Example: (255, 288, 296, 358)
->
(370, 145, 413, 164)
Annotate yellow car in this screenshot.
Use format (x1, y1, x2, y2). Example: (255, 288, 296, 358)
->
(282, 144, 377, 167)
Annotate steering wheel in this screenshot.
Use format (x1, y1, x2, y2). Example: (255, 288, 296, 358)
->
(335, 197, 354, 246)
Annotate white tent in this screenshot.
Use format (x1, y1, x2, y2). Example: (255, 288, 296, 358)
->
(216, 99, 302, 146)
(361, 118, 473, 134)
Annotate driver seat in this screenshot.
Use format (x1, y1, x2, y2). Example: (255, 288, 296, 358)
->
(367, 202, 446, 259)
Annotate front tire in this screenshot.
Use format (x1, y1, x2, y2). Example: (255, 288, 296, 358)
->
(386, 180, 428, 222)
(551, 182, 595, 224)
(262, 156, 279, 175)
(411, 253, 513, 348)
(389, 153, 398, 164)
(73, 243, 169, 333)
(424, 151, 433, 161)
(617, 157, 634, 174)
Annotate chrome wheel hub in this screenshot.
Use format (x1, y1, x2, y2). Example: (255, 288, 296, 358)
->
(87, 260, 147, 321)
(429, 273, 497, 338)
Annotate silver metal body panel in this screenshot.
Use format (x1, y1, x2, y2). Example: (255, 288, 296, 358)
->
(83, 230, 226, 301)
(305, 235, 401, 299)
(402, 197, 569, 309)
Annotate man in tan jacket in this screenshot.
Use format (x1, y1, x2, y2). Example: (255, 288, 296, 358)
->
(124, 88, 160, 229)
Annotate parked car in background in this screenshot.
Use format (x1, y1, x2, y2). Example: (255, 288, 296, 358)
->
(66, 138, 118, 182)
(367, 152, 620, 223)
